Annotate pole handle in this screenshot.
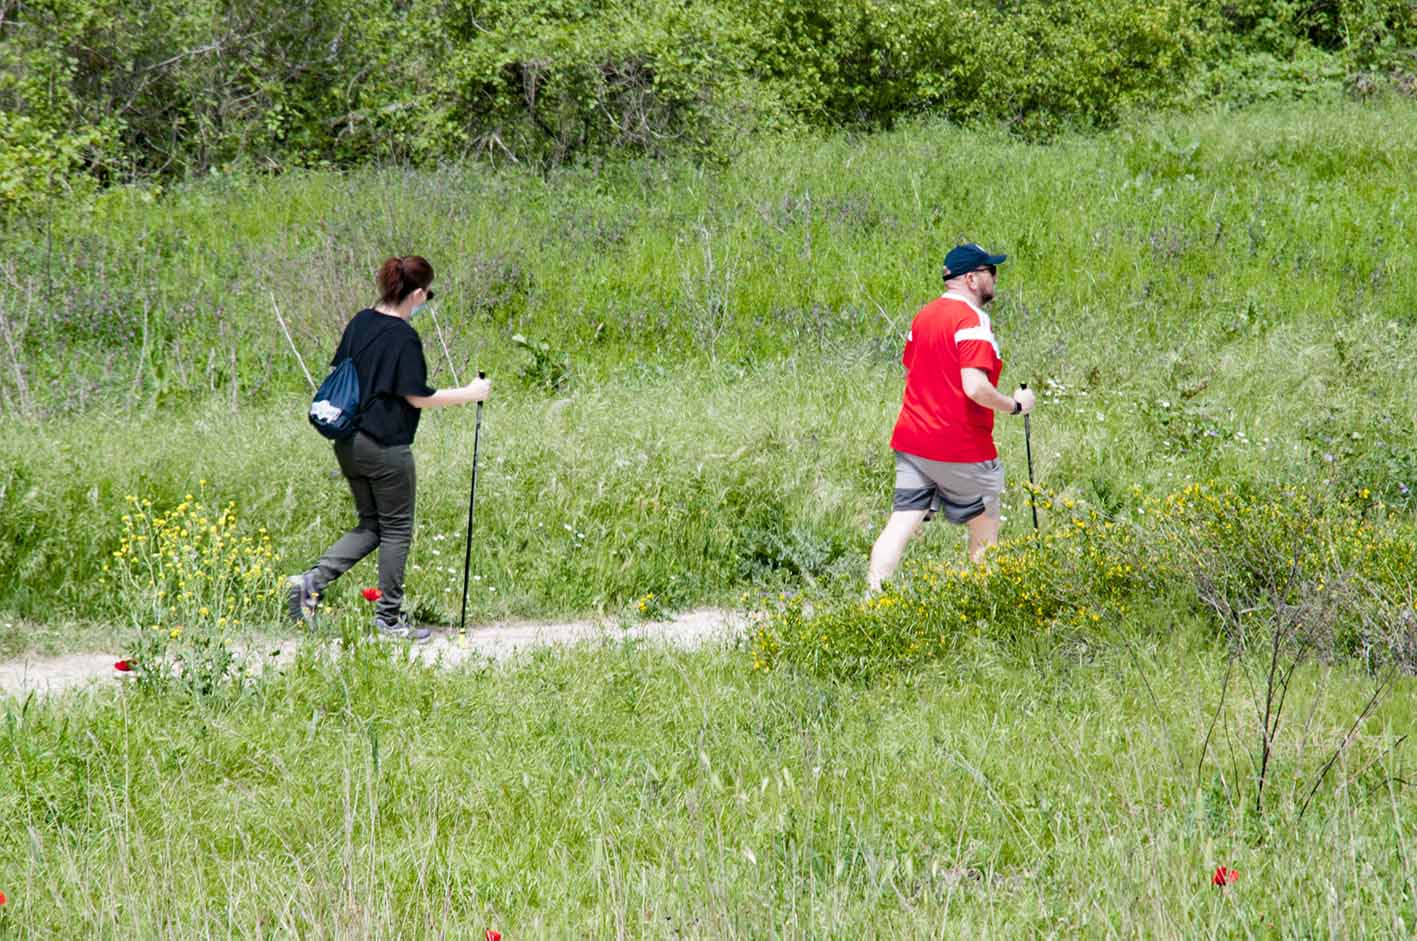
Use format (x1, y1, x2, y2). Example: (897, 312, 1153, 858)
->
(478, 370, 486, 380)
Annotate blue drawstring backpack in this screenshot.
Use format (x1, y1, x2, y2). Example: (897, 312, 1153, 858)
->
(309, 321, 398, 440)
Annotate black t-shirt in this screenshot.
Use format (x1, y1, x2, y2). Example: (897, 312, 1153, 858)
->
(330, 309, 436, 446)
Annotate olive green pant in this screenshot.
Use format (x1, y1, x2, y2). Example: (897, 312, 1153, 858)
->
(310, 432, 416, 622)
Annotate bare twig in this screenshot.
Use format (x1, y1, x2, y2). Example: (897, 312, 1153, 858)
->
(140, 39, 229, 75)
(1352, 734, 1408, 787)
(1254, 549, 1306, 815)
(1221, 706, 1244, 809)
(1298, 665, 1397, 820)
(1197, 652, 1236, 790)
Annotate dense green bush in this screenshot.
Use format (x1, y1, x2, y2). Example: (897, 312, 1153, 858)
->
(5, 0, 1413, 207)
(1218, 0, 1417, 69)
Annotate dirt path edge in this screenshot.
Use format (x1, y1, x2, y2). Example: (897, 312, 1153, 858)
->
(0, 608, 748, 699)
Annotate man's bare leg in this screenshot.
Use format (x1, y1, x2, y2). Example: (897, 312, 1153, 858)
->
(868, 509, 928, 592)
(966, 512, 1000, 564)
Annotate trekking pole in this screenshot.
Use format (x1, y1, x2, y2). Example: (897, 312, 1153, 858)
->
(459, 371, 486, 642)
(271, 292, 316, 392)
(1021, 382, 1039, 533)
(427, 305, 460, 384)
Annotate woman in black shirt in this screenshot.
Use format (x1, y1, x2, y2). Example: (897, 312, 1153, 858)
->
(288, 256, 491, 640)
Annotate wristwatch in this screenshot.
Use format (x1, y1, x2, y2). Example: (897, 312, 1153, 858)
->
(1011, 399, 1023, 415)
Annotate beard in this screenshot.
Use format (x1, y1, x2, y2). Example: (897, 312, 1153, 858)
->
(979, 283, 996, 305)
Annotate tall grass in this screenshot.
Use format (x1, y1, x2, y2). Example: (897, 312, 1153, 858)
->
(2, 99, 1415, 935)
(2, 98, 1415, 629)
(6, 97, 1414, 405)
(1, 637, 1413, 936)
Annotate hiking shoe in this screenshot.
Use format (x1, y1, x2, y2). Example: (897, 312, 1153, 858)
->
(286, 572, 319, 624)
(375, 614, 432, 643)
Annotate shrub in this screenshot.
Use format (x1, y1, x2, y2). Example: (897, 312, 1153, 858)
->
(750, 491, 1149, 679)
(12, 0, 1415, 202)
(512, 333, 572, 393)
(751, 483, 1415, 679)
(103, 488, 281, 698)
(1142, 481, 1416, 662)
(1217, 0, 1417, 72)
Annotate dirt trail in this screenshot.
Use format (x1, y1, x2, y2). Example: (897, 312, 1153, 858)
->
(0, 608, 747, 699)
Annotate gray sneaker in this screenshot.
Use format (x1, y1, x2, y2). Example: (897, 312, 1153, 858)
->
(374, 614, 432, 643)
(286, 572, 319, 624)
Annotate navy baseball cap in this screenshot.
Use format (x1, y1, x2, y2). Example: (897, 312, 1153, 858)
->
(943, 243, 1007, 278)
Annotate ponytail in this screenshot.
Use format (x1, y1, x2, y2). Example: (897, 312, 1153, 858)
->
(376, 255, 434, 304)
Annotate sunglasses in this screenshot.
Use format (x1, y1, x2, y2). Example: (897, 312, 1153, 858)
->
(974, 264, 997, 278)
(423, 287, 436, 300)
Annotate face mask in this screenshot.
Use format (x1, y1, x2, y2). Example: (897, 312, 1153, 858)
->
(410, 302, 426, 320)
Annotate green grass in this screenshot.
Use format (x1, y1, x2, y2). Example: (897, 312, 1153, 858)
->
(0, 617, 116, 660)
(3, 99, 1415, 639)
(1, 636, 1413, 936)
(2, 97, 1416, 933)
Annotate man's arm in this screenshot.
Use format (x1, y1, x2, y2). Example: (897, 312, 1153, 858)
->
(961, 368, 1034, 414)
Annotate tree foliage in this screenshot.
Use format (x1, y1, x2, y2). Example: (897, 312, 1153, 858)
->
(1, 0, 1413, 207)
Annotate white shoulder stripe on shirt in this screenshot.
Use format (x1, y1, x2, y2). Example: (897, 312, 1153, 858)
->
(954, 325, 1000, 356)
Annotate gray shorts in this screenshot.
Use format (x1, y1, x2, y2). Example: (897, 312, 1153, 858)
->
(892, 451, 1004, 524)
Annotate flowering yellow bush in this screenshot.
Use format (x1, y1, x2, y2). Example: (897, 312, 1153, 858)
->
(1140, 481, 1414, 657)
(750, 497, 1146, 679)
(103, 486, 280, 694)
(750, 482, 1413, 679)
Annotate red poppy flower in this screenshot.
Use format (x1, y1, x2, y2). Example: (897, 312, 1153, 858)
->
(1212, 865, 1238, 886)
(0, 889, 7, 905)
(114, 660, 133, 672)
(361, 587, 382, 602)
(485, 931, 500, 941)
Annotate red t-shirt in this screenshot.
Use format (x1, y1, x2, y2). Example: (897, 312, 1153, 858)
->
(889, 292, 1003, 462)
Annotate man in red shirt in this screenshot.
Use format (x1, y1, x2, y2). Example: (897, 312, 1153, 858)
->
(867, 243, 1036, 590)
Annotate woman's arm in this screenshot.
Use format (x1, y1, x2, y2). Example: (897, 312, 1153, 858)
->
(406, 377, 491, 409)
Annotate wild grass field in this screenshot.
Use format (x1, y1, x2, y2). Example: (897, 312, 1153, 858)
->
(3, 635, 1414, 937)
(1, 98, 1415, 935)
(3, 98, 1414, 634)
